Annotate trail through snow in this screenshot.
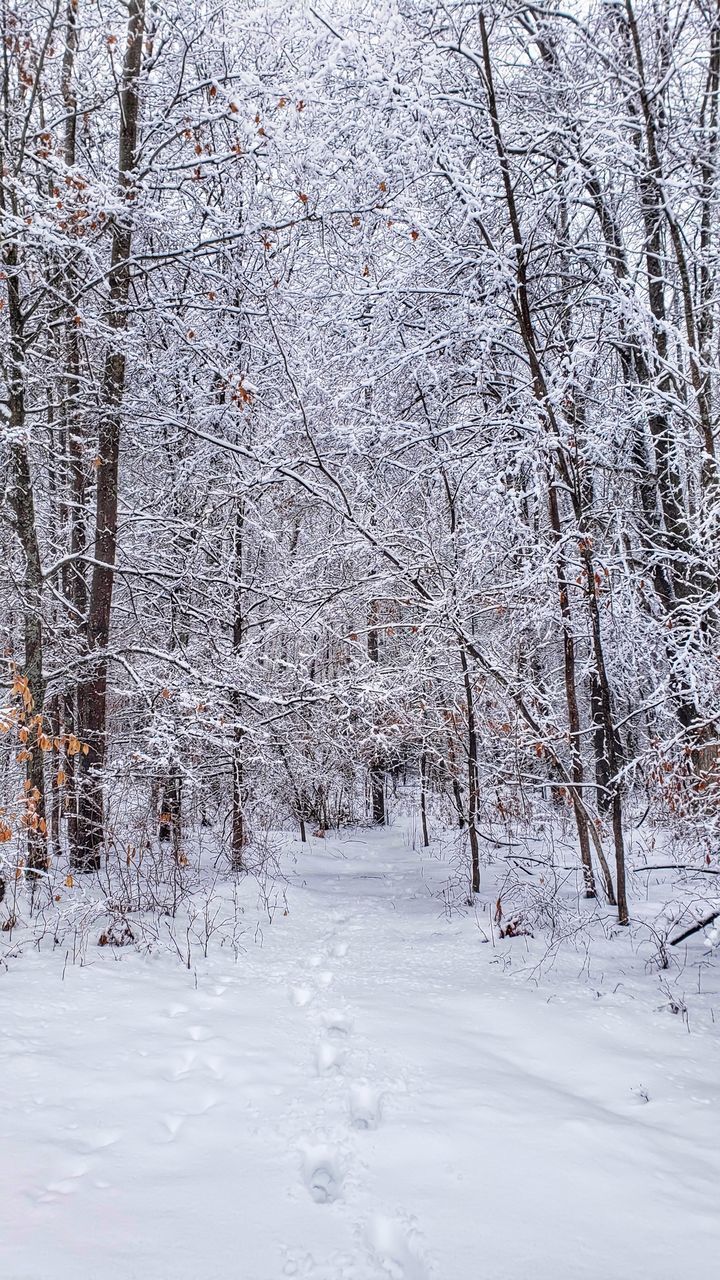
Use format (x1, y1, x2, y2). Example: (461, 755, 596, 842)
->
(2, 830, 719, 1279)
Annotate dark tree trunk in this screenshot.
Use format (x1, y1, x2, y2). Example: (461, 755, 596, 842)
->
(231, 500, 247, 872)
(367, 600, 386, 825)
(159, 774, 182, 861)
(73, 0, 146, 871)
(459, 643, 480, 896)
(419, 752, 430, 848)
(60, 0, 88, 628)
(590, 675, 611, 815)
(2, 181, 48, 878)
(580, 544, 630, 924)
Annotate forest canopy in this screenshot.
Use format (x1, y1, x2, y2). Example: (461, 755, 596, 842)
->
(1, 0, 719, 932)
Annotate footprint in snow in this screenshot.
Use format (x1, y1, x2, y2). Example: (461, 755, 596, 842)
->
(165, 1047, 198, 1080)
(331, 941, 349, 959)
(202, 1053, 226, 1082)
(366, 1216, 430, 1280)
(315, 970, 334, 989)
(320, 1008, 354, 1036)
(315, 1039, 343, 1076)
(73, 1127, 122, 1154)
(301, 1145, 344, 1204)
(349, 1080, 384, 1130)
(157, 1092, 219, 1142)
(167, 1049, 224, 1082)
(159, 1113, 186, 1140)
(187, 1025, 213, 1042)
(166, 1002, 189, 1019)
(34, 1161, 89, 1202)
(289, 985, 314, 1009)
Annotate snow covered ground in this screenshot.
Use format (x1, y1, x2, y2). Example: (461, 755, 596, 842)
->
(2, 827, 719, 1279)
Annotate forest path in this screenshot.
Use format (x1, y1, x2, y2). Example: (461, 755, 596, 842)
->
(2, 828, 720, 1278)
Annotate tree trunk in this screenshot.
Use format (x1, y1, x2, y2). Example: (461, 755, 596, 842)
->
(419, 751, 430, 847)
(60, 0, 88, 627)
(459, 642, 480, 896)
(367, 600, 386, 825)
(2, 180, 48, 878)
(230, 500, 247, 872)
(73, 0, 146, 871)
(159, 773, 182, 861)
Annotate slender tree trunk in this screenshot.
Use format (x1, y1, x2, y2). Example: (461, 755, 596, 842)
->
(458, 642, 480, 896)
(2, 181, 48, 877)
(73, 0, 145, 871)
(579, 544, 629, 924)
(231, 499, 246, 871)
(367, 600, 386, 825)
(159, 773, 182, 861)
(48, 696, 62, 859)
(60, 0, 88, 626)
(419, 751, 430, 847)
(590, 674, 611, 815)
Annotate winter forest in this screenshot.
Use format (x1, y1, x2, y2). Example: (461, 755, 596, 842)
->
(2, 0, 720, 1276)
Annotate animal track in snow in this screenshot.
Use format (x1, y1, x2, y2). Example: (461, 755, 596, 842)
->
(301, 1144, 344, 1204)
(166, 1002, 189, 1019)
(319, 1008, 354, 1036)
(366, 1216, 430, 1280)
(315, 1039, 343, 1076)
(289, 985, 314, 1008)
(187, 1024, 213, 1042)
(159, 1112, 186, 1140)
(165, 1047, 198, 1080)
(315, 970, 334, 989)
(157, 1090, 219, 1142)
(73, 1127, 122, 1153)
(34, 1161, 89, 1202)
(331, 941, 349, 959)
(166, 1048, 226, 1083)
(348, 1081, 384, 1130)
(202, 1053, 226, 1081)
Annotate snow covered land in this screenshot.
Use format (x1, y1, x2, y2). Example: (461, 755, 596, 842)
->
(3, 825, 719, 1280)
(3, 0, 720, 1275)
